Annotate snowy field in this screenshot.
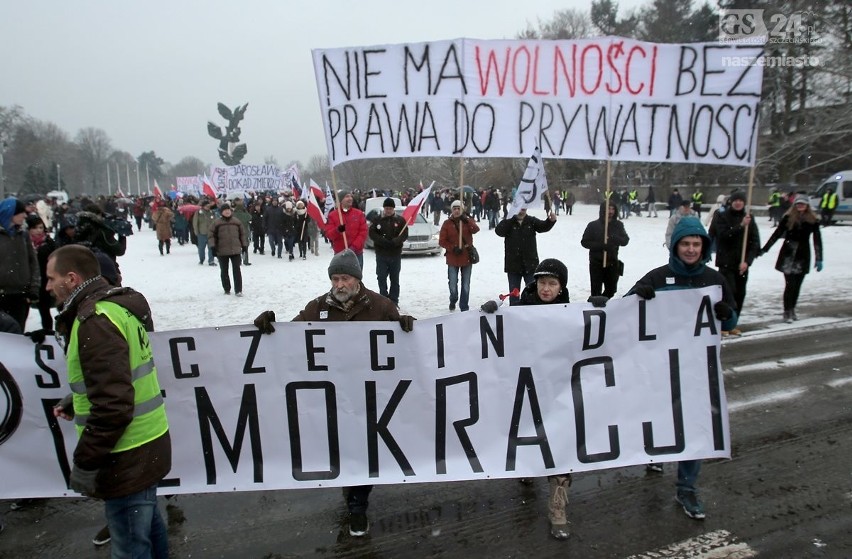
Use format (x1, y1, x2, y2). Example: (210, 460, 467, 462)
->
(28, 203, 850, 333)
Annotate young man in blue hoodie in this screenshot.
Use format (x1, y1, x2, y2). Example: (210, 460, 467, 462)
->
(626, 216, 737, 520)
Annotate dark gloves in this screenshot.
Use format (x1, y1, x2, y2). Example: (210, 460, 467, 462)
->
(713, 301, 733, 321)
(816, 260, 823, 272)
(588, 296, 609, 308)
(633, 285, 656, 300)
(452, 246, 463, 255)
(25, 329, 50, 344)
(399, 315, 415, 332)
(460, 214, 469, 222)
(69, 465, 99, 496)
(337, 224, 346, 232)
(253, 310, 276, 335)
(480, 300, 499, 313)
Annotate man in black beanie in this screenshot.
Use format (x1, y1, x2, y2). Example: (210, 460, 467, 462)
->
(253, 247, 415, 538)
(368, 197, 408, 305)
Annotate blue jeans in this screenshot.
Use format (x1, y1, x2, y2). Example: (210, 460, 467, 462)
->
(677, 460, 702, 493)
(448, 265, 472, 311)
(104, 484, 168, 559)
(507, 272, 534, 305)
(376, 254, 402, 304)
(196, 234, 214, 264)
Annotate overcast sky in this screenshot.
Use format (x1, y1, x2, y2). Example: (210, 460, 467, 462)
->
(1, 0, 645, 168)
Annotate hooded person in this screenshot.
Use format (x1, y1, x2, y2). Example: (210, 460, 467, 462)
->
(252, 247, 415, 538)
(625, 216, 737, 521)
(580, 200, 630, 298)
(0, 198, 40, 330)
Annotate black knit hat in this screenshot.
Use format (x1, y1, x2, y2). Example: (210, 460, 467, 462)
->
(383, 197, 395, 208)
(729, 190, 746, 203)
(328, 249, 362, 280)
(533, 258, 568, 289)
(13, 199, 26, 215)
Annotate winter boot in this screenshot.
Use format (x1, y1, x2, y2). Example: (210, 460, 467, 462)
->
(791, 309, 798, 321)
(783, 310, 792, 323)
(548, 475, 571, 540)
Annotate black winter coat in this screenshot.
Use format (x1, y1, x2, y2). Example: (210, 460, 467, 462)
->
(369, 213, 408, 258)
(713, 208, 760, 270)
(495, 214, 555, 274)
(761, 215, 822, 275)
(581, 203, 629, 265)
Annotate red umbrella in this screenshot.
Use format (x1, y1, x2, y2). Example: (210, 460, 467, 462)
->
(177, 204, 202, 218)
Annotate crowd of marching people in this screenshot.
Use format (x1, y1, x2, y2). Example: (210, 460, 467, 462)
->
(0, 179, 828, 550)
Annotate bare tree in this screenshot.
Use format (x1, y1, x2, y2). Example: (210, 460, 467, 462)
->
(76, 127, 112, 194)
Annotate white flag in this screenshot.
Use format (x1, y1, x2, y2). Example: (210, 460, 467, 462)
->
(324, 182, 335, 219)
(508, 147, 549, 219)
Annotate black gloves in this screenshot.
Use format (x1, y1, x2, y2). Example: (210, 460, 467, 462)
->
(452, 246, 463, 255)
(25, 329, 50, 344)
(337, 224, 346, 232)
(55, 393, 74, 418)
(480, 300, 499, 313)
(588, 296, 608, 308)
(713, 301, 733, 321)
(460, 214, 469, 222)
(633, 285, 656, 300)
(399, 315, 415, 332)
(253, 310, 276, 334)
(69, 466, 99, 496)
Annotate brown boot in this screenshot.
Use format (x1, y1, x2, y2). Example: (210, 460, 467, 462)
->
(548, 475, 571, 540)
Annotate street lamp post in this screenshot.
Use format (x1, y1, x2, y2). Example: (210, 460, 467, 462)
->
(0, 141, 6, 198)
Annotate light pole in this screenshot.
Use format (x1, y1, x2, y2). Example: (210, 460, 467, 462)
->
(0, 141, 6, 198)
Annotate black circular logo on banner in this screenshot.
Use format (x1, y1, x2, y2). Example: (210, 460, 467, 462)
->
(0, 361, 24, 445)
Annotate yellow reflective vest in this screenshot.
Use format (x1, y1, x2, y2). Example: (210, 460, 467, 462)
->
(66, 301, 167, 453)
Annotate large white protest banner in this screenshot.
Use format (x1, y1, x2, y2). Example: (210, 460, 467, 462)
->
(209, 164, 286, 194)
(312, 38, 764, 167)
(0, 289, 729, 498)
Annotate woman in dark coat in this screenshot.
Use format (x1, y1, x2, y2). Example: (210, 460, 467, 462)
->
(759, 194, 823, 322)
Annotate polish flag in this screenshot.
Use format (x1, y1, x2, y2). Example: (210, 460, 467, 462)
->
(306, 184, 326, 225)
(402, 181, 434, 226)
(153, 180, 164, 199)
(308, 179, 325, 201)
(201, 174, 217, 199)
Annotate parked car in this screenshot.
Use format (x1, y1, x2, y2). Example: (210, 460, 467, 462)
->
(364, 197, 441, 256)
(809, 170, 852, 221)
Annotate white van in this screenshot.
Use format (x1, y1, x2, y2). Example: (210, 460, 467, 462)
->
(809, 170, 852, 221)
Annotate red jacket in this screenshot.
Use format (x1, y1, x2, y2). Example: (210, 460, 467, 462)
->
(325, 207, 367, 254)
(439, 215, 480, 267)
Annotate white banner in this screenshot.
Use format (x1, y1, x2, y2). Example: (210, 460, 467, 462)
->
(0, 289, 729, 498)
(312, 38, 764, 167)
(209, 164, 286, 195)
(175, 176, 202, 194)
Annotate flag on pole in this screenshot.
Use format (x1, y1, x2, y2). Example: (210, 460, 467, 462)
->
(201, 174, 217, 199)
(308, 179, 325, 201)
(153, 180, 164, 200)
(306, 183, 326, 226)
(115, 185, 125, 198)
(507, 147, 549, 219)
(324, 182, 335, 219)
(402, 181, 434, 226)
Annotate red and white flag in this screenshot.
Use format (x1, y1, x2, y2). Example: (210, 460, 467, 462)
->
(153, 180, 164, 199)
(306, 183, 326, 226)
(308, 179, 324, 201)
(115, 186, 125, 198)
(402, 181, 434, 226)
(201, 174, 217, 199)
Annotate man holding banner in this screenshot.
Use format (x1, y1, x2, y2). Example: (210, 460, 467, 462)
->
(626, 216, 737, 520)
(253, 249, 415, 537)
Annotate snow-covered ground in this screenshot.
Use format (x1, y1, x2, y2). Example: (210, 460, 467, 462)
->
(28, 203, 849, 333)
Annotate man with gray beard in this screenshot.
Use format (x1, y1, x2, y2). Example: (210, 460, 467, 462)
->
(253, 248, 415, 538)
